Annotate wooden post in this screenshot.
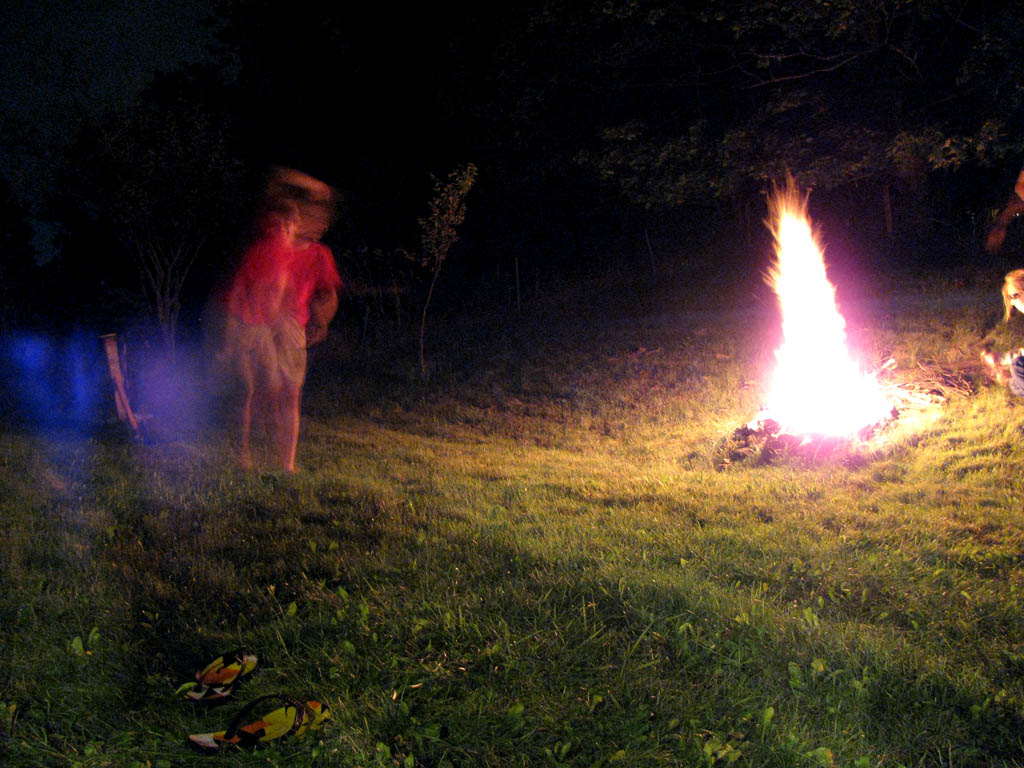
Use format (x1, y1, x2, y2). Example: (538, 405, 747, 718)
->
(100, 333, 140, 436)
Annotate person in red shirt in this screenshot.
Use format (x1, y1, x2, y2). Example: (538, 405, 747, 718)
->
(220, 170, 342, 472)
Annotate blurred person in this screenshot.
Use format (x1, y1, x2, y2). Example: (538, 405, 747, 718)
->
(980, 268, 1024, 395)
(220, 202, 299, 470)
(986, 168, 1024, 254)
(218, 168, 342, 471)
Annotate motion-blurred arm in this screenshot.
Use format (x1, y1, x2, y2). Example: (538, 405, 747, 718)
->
(986, 169, 1024, 254)
(306, 286, 338, 347)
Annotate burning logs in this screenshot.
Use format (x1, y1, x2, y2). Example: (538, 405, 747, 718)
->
(718, 360, 979, 468)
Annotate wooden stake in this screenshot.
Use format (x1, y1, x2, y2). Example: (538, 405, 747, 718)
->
(100, 333, 140, 436)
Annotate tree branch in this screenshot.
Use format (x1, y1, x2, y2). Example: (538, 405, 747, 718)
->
(745, 50, 868, 88)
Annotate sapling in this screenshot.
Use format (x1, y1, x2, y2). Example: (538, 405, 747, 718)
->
(415, 163, 477, 379)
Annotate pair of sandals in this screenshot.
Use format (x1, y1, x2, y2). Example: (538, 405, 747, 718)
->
(183, 649, 330, 754)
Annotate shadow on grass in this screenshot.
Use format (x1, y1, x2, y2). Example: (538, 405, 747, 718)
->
(10, 455, 1014, 766)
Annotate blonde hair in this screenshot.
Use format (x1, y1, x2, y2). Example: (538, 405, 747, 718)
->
(1003, 269, 1024, 322)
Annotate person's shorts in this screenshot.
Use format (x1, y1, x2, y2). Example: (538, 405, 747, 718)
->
(223, 315, 306, 392)
(271, 315, 307, 389)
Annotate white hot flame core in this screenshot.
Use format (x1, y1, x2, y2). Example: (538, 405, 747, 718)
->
(759, 183, 891, 436)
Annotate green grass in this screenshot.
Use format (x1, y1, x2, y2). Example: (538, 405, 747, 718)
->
(4, 262, 1024, 767)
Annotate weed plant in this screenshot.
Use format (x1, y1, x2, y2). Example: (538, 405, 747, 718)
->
(3, 257, 1024, 767)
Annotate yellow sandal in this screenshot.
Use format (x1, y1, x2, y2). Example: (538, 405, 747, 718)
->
(184, 649, 258, 702)
(188, 694, 330, 753)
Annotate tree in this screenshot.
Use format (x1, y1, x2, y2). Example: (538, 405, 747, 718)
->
(55, 67, 249, 354)
(519, 1, 1024, 227)
(415, 163, 478, 379)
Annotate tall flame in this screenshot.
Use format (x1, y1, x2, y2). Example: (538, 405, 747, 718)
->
(758, 180, 891, 437)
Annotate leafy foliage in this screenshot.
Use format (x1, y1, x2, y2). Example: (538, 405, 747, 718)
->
(558, 0, 1024, 208)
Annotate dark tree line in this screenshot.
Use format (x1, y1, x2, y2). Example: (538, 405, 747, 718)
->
(3, 0, 1022, 340)
(510, 1, 1024, 239)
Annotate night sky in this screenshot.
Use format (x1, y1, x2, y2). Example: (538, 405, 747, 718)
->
(0, 0, 209, 120)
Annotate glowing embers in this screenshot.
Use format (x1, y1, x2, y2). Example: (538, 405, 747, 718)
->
(752, 180, 894, 439)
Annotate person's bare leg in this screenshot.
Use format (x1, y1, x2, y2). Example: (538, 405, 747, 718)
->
(274, 383, 301, 472)
(238, 360, 255, 470)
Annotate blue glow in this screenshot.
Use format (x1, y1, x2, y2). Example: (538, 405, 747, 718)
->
(68, 336, 95, 424)
(2, 332, 106, 428)
(9, 334, 50, 372)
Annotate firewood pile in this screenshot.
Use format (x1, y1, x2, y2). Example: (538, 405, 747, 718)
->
(717, 358, 981, 468)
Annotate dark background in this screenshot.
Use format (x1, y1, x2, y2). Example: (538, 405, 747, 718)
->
(2, 0, 1023, 339)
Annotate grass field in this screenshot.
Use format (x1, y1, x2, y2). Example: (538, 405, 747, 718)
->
(4, 258, 1024, 767)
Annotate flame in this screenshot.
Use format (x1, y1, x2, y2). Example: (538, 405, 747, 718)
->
(756, 180, 891, 437)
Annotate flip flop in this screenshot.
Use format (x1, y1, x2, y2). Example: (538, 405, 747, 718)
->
(187, 694, 330, 754)
(184, 649, 258, 701)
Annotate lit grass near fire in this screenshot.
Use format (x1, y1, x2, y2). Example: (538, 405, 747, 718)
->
(3, 267, 1024, 767)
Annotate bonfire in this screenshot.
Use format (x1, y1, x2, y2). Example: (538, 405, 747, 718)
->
(726, 178, 970, 465)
